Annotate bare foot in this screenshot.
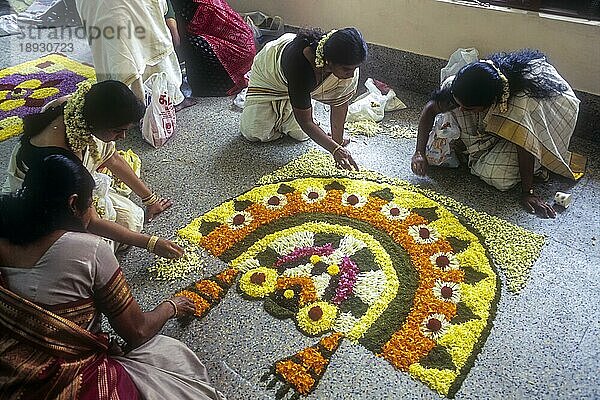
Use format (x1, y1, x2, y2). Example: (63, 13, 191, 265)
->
(175, 97, 199, 112)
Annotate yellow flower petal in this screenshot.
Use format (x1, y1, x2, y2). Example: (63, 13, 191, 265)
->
(15, 79, 42, 89)
(0, 90, 9, 101)
(30, 87, 60, 99)
(0, 99, 26, 111)
(0, 116, 23, 141)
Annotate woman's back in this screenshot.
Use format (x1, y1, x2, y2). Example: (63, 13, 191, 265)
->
(0, 231, 118, 307)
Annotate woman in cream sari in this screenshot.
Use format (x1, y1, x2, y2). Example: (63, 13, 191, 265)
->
(75, 0, 184, 106)
(412, 49, 586, 218)
(2, 80, 183, 258)
(240, 27, 368, 170)
(0, 155, 225, 399)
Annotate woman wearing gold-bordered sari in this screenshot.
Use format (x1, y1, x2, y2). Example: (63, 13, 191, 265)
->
(2, 80, 183, 259)
(412, 49, 586, 218)
(0, 155, 226, 400)
(240, 27, 368, 171)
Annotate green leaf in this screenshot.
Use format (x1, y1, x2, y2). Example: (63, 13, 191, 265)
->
(256, 248, 280, 269)
(277, 184, 295, 194)
(411, 207, 439, 222)
(419, 345, 456, 370)
(451, 301, 481, 324)
(339, 295, 369, 318)
(446, 236, 470, 254)
(198, 220, 221, 236)
(264, 297, 296, 319)
(234, 199, 253, 211)
(324, 181, 346, 191)
(313, 233, 340, 248)
(370, 188, 394, 202)
(463, 266, 488, 285)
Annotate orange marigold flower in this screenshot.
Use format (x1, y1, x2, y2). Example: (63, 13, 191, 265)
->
(296, 347, 328, 375)
(319, 332, 343, 352)
(195, 280, 223, 300)
(275, 359, 315, 395)
(276, 277, 317, 306)
(175, 290, 211, 317)
(215, 268, 239, 287)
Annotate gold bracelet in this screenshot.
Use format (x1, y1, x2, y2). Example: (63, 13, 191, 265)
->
(331, 144, 343, 157)
(146, 235, 159, 253)
(141, 192, 154, 202)
(165, 299, 178, 318)
(142, 193, 159, 207)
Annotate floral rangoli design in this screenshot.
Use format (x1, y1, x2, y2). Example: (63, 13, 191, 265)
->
(160, 151, 544, 398)
(0, 54, 96, 142)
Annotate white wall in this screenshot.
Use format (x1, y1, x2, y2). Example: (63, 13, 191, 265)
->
(229, 0, 600, 95)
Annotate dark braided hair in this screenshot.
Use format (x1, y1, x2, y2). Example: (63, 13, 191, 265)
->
(297, 27, 324, 50)
(0, 155, 95, 245)
(451, 49, 568, 108)
(21, 80, 145, 144)
(297, 27, 368, 66)
(324, 28, 368, 66)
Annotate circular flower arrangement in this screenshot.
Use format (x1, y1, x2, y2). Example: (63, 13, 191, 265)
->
(301, 187, 326, 203)
(175, 177, 500, 398)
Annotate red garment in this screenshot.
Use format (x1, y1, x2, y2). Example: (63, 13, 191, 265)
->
(187, 0, 256, 95)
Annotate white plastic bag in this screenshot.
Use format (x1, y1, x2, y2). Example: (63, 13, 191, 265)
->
(440, 48, 479, 84)
(92, 172, 117, 222)
(233, 87, 247, 110)
(346, 78, 405, 123)
(425, 112, 460, 168)
(141, 72, 177, 148)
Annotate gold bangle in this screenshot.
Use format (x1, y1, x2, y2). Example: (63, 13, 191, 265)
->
(165, 299, 178, 318)
(141, 192, 154, 202)
(146, 235, 159, 253)
(331, 144, 343, 157)
(142, 193, 159, 207)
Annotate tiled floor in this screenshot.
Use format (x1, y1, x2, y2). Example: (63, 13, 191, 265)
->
(1, 27, 598, 399)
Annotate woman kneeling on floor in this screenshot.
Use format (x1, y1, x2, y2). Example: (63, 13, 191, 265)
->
(0, 155, 226, 400)
(3, 80, 183, 258)
(167, 0, 256, 97)
(411, 49, 586, 218)
(240, 27, 368, 171)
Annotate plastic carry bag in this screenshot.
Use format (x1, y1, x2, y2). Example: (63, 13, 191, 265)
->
(440, 48, 479, 83)
(346, 78, 405, 123)
(240, 11, 284, 48)
(425, 112, 460, 168)
(141, 72, 177, 148)
(92, 172, 117, 222)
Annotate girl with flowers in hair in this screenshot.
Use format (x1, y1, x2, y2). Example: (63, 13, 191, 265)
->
(240, 27, 368, 171)
(411, 49, 586, 218)
(2, 80, 184, 258)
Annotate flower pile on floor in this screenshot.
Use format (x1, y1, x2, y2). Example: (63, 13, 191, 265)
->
(155, 150, 544, 398)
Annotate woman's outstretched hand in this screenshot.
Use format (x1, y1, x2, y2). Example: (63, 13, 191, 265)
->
(333, 147, 359, 171)
(411, 151, 429, 176)
(521, 194, 556, 218)
(168, 296, 196, 318)
(145, 197, 173, 222)
(153, 238, 184, 259)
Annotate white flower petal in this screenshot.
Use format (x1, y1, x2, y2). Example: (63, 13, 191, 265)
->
(354, 270, 387, 305)
(282, 263, 313, 278)
(333, 312, 359, 335)
(269, 230, 315, 255)
(312, 273, 331, 299)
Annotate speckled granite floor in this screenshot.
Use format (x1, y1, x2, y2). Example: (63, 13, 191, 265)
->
(1, 28, 599, 400)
